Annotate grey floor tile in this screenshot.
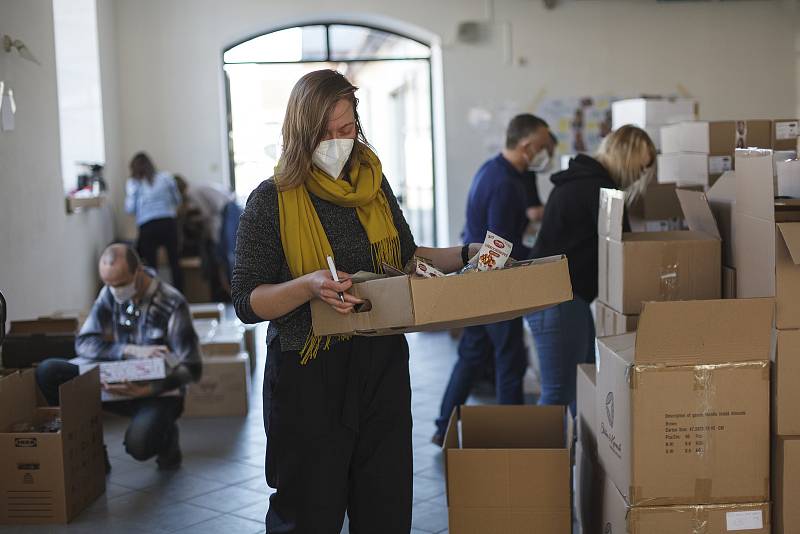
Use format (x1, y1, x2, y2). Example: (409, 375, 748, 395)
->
(413, 475, 445, 503)
(128, 502, 221, 533)
(230, 499, 269, 523)
(172, 513, 264, 534)
(411, 500, 449, 534)
(140, 472, 228, 501)
(187, 485, 266, 513)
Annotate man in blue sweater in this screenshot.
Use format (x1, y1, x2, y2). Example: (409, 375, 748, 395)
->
(434, 114, 552, 445)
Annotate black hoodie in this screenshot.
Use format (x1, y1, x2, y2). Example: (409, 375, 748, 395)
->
(530, 154, 627, 304)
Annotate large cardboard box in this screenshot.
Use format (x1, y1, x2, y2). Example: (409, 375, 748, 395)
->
(774, 330, 800, 436)
(199, 326, 245, 357)
(776, 158, 800, 198)
(595, 299, 772, 507)
(312, 256, 572, 336)
(773, 119, 800, 151)
(183, 353, 250, 417)
(576, 363, 597, 448)
(733, 149, 800, 329)
(627, 183, 701, 222)
(443, 405, 571, 533)
(661, 120, 772, 156)
(0, 369, 105, 524)
(598, 188, 721, 315)
(657, 152, 732, 187)
(1, 317, 79, 368)
(595, 301, 639, 338)
(189, 303, 225, 321)
(575, 364, 601, 533)
(611, 98, 697, 130)
(602, 476, 770, 534)
(774, 436, 800, 534)
(706, 170, 737, 268)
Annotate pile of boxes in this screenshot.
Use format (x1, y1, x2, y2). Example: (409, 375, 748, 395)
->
(595, 187, 721, 338)
(578, 298, 774, 534)
(185, 304, 252, 418)
(658, 119, 798, 188)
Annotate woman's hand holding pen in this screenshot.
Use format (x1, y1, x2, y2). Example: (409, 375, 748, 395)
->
(306, 270, 363, 314)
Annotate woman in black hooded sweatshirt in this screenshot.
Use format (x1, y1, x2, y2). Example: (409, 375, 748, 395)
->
(525, 125, 656, 414)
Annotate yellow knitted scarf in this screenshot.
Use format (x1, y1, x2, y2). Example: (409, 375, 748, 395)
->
(277, 145, 402, 363)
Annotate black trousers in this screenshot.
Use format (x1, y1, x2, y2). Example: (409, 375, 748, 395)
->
(263, 335, 413, 534)
(35, 358, 183, 461)
(138, 217, 183, 292)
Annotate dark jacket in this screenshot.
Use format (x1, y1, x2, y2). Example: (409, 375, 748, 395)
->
(530, 154, 627, 304)
(462, 154, 531, 259)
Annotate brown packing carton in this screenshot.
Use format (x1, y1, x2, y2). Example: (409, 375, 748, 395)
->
(2, 317, 79, 369)
(660, 120, 772, 156)
(595, 298, 772, 507)
(597, 188, 721, 315)
(575, 364, 601, 533)
(595, 301, 639, 338)
(733, 149, 800, 329)
(602, 476, 770, 534)
(443, 405, 571, 534)
(189, 302, 225, 321)
(626, 183, 702, 222)
(311, 256, 572, 336)
(183, 353, 250, 417)
(774, 436, 800, 534)
(0, 369, 105, 524)
(706, 170, 736, 268)
(199, 326, 245, 357)
(773, 119, 800, 151)
(774, 330, 800, 436)
(576, 363, 597, 448)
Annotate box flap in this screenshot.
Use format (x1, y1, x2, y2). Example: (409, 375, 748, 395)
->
(735, 149, 775, 221)
(59, 368, 101, 434)
(676, 189, 720, 239)
(777, 223, 800, 265)
(9, 317, 79, 335)
(0, 370, 38, 431)
(598, 188, 625, 241)
(460, 405, 565, 449)
(635, 299, 774, 364)
(707, 171, 736, 204)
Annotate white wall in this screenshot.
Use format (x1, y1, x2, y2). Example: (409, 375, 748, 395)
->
(107, 0, 800, 247)
(0, 0, 115, 321)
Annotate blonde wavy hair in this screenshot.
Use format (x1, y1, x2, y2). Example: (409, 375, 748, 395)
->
(595, 125, 657, 204)
(274, 70, 369, 191)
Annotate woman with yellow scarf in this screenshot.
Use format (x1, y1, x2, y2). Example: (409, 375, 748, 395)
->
(232, 70, 479, 533)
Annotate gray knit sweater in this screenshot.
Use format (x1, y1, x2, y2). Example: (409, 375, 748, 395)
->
(231, 177, 418, 352)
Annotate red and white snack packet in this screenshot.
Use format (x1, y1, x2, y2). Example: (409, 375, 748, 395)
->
(476, 231, 513, 271)
(415, 258, 445, 278)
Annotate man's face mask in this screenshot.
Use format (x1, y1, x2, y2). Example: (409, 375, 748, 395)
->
(528, 147, 551, 173)
(313, 138, 355, 180)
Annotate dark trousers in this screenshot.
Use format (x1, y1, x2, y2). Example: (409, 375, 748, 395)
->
(435, 318, 528, 436)
(138, 217, 183, 292)
(35, 358, 183, 461)
(526, 297, 596, 416)
(263, 335, 412, 534)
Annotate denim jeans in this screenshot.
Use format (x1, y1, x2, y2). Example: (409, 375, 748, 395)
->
(525, 297, 596, 416)
(35, 358, 183, 461)
(435, 318, 528, 436)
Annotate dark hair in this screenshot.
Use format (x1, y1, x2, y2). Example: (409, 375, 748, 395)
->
(505, 114, 549, 149)
(101, 242, 141, 274)
(129, 152, 156, 184)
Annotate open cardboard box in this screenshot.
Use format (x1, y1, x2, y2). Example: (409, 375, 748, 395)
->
(595, 301, 639, 338)
(311, 255, 572, 336)
(184, 353, 250, 418)
(774, 436, 800, 534)
(733, 149, 800, 329)
(598, 188, 721, 315)
(443, 405, 571, 534)
(595, 298, 772, 507)
(0, 369, 105, 524)
(2, 317, 79, 368)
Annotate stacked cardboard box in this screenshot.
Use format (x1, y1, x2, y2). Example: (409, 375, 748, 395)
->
(0, 369, 105, 524)
(587, 299, 773, 533)
(611, 97, 697, 152)
(574, 364, 601, 534)
(184, 319, 250, 417)
(731, 149, 800, 533)
(443, 405, 571, 533)
(658, 119, 798, 188)
(595, 188, 721, 337)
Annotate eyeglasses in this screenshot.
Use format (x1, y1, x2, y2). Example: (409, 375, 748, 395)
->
(119, 301, 141, 329)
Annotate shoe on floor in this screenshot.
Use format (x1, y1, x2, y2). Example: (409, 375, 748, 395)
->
(157, 425, 182, 470)
(431, 433, 444, 448)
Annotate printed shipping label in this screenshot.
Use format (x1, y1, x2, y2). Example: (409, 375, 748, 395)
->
(709, 156, 733, 175)
(476, 231, 512, 271)
(775, 121, 799, 141)
(725, 510, 763, 531)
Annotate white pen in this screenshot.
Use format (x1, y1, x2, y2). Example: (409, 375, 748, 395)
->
(326, 255, 346, 303)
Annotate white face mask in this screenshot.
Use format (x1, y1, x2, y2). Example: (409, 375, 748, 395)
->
(528, 148, 551, 172)
(312, 138, 355, 179)
(109, 280, 137, 304)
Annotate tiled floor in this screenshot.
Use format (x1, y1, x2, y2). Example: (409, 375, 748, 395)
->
(7, 329, 475, 534)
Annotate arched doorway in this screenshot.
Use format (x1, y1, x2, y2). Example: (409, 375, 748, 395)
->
(223, 23, 437, 245)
